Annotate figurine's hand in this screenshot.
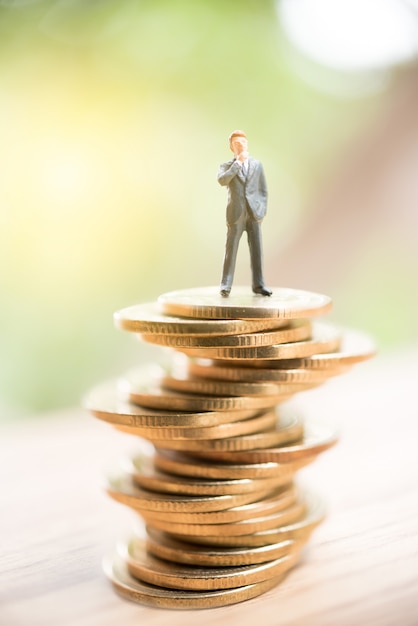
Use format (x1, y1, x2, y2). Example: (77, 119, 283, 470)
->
(237, 151, 248, 163)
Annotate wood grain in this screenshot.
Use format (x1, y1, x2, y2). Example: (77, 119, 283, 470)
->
(1, 350, 418, 626)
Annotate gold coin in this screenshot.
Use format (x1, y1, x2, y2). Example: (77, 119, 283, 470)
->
(141, 500, 306, 536)
(127, 455, 293, 496)
(177, 322, 341, 360)
(145, 526, 301, 567)
(293, 328, 376, 368)
(125, 538, 300, 591)
(147, 409, 304, 453)
(192, 421, 338, 464)
(85, 379, 261, 429)
(161, 370, 299, 398)
(154, 448, 315, 480)
(189, 358, 346, 384)
(140, 320, 311, 348)
(106, 473, 274, 513)
(158, 286, 332, 320)
(123, 367, 284, 412)
(173, 492, 325, 547)
(116, 409, 278, 441)
(114, 301, 287, 335)
(104, 553, 286, 609)
(223, 328, 375, 370)
(141, 485, 298, 524)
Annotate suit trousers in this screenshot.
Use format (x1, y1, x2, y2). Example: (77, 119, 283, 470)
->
(220, 209, 266, 291)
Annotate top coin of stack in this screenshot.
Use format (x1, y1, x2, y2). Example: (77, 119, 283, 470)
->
(87, 286, 374, 609)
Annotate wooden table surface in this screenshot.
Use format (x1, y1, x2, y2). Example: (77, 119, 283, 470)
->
(2, 349, 418, 626)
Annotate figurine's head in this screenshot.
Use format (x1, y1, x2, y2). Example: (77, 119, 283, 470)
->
(229, 130, 248, 156)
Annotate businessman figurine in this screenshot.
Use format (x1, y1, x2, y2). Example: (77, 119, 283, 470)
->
(218, 130, 272, 297)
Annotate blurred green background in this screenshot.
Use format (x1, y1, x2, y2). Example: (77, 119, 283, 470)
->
(1, 0, 417, 419)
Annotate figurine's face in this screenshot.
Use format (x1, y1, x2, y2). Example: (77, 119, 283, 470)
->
(230, 136, 248, 155)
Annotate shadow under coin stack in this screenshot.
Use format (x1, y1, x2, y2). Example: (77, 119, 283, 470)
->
(86, 286, 374, 609)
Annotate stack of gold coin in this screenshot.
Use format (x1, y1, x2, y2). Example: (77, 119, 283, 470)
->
(86, 286, 374, 609)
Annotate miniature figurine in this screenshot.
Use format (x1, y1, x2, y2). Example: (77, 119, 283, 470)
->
(218, 130, 272, 297)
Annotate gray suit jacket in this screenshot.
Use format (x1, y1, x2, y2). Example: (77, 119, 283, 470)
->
(217, 156, 268, 225)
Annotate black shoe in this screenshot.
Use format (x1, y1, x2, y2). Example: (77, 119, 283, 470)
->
(220, 288, 230, 297)
(253, 286, 272, 296)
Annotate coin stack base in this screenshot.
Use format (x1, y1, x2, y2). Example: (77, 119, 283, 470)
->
(86, 287, 374, 608)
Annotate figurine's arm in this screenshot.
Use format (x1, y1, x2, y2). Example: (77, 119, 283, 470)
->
(259, 164, 268, 202)
(217, 160, 241, 186)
